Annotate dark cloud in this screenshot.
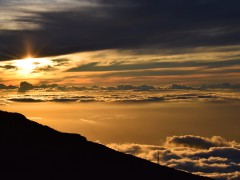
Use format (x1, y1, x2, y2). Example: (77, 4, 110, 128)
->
(164, 93, 230, 103)
(91, 67, 240, 78)
(1, 0, 240, 60)
(0, 84, 7, 89)
(189, 147, 240, 163)
(165, 135, 230, 149)
(66, 59, 240, 72)
(8, 98, 45, 102)
(50, 98, 79, 103)
(0, 65, 17, 70)
(18, 81, 35, 92)
(0, 83, 17, 89)
(96, 69, 199, 77)
(36, 83, 59, 89)
(169, 84, 194, 90)
(56, 86, 87, 91)
(52, 58, 70, 66)
(50, 95, 96, 103)
(101, 84, 156, 91)
(197, 95, 218, 99)
(7, 94, 97, 103)
(117, 96, 165, 103)
(135, 85, 156, 91)
(166, 83, 240, 91)
(33, 65, 55, 72)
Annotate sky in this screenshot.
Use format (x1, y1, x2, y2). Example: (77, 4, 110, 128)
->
(0, 0, 240, 86)
(1, 0, 240, 179)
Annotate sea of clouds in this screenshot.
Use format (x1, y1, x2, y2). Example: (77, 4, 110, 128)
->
(108, 135, 240, 180)
(0, 82, 239, 105)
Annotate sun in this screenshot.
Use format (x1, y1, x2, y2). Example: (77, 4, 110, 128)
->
(13, 57, 52, 75)
(14, 58, 36, 74)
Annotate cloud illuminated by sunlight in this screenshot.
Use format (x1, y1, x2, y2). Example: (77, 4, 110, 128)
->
(13, 57, 53, 75)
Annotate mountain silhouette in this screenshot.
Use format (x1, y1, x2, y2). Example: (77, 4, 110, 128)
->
(0, 110, 212, 180)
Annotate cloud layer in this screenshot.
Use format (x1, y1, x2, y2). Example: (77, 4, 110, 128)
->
(0, 81, 239, 104)
(107, 135, 240, 180)
(1, 0, 240, 60)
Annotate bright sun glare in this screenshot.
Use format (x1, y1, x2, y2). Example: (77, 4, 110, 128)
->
(13, 57, 52, 75)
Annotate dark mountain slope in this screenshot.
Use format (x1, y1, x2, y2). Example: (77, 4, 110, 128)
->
(0, 110, 212, 180)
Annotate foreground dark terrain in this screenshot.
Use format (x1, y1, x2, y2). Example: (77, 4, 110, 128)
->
(0, 110, 212, 180)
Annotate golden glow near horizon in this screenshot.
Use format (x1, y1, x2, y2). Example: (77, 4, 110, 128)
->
(13, 57, 53, 76)
(0, 48, 240, 85)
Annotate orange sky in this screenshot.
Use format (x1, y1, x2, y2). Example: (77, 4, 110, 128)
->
(1, 47, 240, 86)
